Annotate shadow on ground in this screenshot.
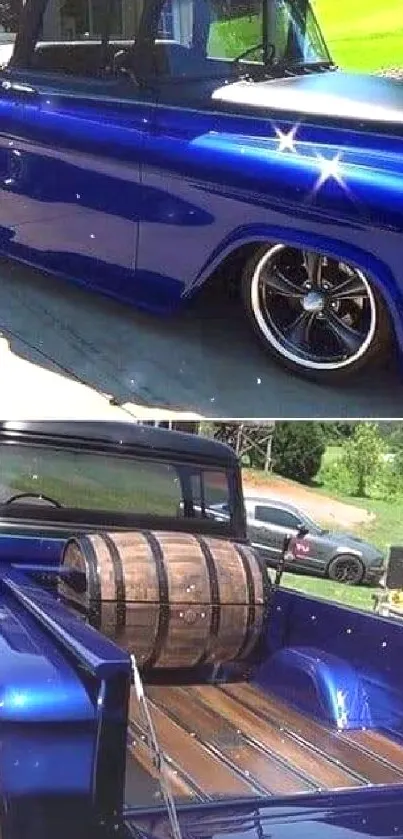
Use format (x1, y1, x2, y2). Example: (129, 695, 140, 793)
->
(0, 257, 401, 418)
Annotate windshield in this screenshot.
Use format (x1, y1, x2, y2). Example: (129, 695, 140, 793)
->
(209, 0, 330, 64)
(0, 442, 238, 529)
(155, 0, 332, 77)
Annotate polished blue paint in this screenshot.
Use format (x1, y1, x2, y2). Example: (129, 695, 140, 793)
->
(255, 587, 403, 736)
(0, 563, 131, 808)
(128, 786, 403, 839)
(256, 645, 369, 729)
(4, 531, 403, 835)
(0, 573, 95, 801)
(0, 584, 93, 723)
(1, 65, 403, 357)
(1, 564, 131, 678)
(0, 532, 65, 564)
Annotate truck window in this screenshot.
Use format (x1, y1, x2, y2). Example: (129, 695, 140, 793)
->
(0, 443, 233, 522)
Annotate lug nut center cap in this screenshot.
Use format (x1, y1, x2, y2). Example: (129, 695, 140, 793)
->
(302, 291, 325, 313)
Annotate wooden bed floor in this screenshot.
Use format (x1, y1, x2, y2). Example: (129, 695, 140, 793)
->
(125, 682, 403, 805)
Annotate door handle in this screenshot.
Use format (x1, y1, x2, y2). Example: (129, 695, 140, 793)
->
(1, 79, 39, 101)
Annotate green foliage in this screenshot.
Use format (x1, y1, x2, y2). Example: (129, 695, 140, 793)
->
(341, 423, 385, 497)
(319, 455, 402, 503)
(198, 422, 216, 439)
(320, 422, 356, 443)
(378, 422, 403, 445)
(271, 422, 326, 485)
(369, 461, 403, 501)
(209, 423, 274, 469)
(0, 0, 20, 31)
(317, 458, 355, 497)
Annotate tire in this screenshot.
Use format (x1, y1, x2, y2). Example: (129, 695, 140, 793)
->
(241, 243, 392, 383)
(327, 554, 365, 585)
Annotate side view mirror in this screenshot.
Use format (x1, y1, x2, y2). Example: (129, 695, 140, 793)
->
(297, 524, 310, 538)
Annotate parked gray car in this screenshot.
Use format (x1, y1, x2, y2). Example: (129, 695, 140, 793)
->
(209, 497, 385, 585)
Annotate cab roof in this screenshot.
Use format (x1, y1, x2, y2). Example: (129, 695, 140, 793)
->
(0, 421, 238, 467)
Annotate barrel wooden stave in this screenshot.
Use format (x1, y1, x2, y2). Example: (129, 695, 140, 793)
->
(60, 530, 267, 669)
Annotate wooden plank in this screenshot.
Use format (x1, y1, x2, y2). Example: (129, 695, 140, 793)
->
(224, 683, 403, 786)
(129, 690, 257, 799)
(147, 685, 315, 796)
(191, 685, 363, 790)
(127, 736, 196, 800)
(347, 730, 403, 773)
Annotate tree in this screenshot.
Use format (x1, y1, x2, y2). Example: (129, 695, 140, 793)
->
(378, 421, 403, 450)
(341, 422, 384, 497)
(0, 0, 21, 31)
(207, 423, 275, 470)
(271, 422, 326, 485)
(320, 422, 356, 443)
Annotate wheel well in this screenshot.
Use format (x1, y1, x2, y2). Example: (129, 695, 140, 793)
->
(200, 238, 397, 355)
(203, 242, 263, 297)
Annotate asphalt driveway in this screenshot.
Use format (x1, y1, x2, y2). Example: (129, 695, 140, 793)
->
(0, 257, 402, 419)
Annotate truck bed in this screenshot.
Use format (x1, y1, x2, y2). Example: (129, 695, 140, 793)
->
(125, 682, 403, 805)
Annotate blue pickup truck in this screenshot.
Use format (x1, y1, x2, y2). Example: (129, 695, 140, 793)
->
(0, 420, 402, 839)
(0, 0, 402, 382)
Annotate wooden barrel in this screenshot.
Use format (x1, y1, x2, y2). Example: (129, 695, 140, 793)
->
(59, 530, 268, 669)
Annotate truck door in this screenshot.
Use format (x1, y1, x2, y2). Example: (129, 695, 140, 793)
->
(0, 0, 155, 304)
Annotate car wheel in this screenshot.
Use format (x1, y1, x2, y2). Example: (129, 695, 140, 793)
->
(327, 554, 365, 585)
(241, 244, 391, 383)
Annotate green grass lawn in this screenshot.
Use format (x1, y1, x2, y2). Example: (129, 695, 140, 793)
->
(313, 0, 403, 71)
(210, 1, 403, 74)
(335, 495, 403, 555)
(281, 571, 376, 611)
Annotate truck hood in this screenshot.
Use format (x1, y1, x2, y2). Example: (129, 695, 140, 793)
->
(212, 71, 403, 128)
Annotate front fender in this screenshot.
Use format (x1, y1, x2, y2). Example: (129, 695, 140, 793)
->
(190, 223, 403, 349)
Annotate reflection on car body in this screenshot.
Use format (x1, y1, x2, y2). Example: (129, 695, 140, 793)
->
(0, 0, 402, 382)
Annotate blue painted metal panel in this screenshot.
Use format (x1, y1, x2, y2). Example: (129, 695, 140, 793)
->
(0, 565, 130, 807)
(128, 786, 403, 839)
(255, 587, 403, 735)
(0, 69, 403, 361)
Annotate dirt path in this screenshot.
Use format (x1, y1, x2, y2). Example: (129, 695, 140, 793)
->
(242, 472, 374, 529)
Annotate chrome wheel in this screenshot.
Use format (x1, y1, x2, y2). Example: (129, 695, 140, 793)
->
(250, 245, 377, 372)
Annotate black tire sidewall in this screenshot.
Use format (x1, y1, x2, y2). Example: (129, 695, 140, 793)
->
(241, 245, 392, 383)
(327, 553, 365, 585)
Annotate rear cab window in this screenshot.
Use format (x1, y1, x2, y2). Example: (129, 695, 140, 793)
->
(0, 440, 240, 535)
